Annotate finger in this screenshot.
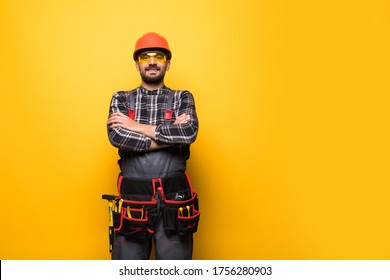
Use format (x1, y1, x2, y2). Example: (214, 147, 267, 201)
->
(109, 114, 127, 121)
(110, 112, 125, 117)
(110, 122, 121, 127)
(174, 118, 190, 125)
(179, 114, 190, 121)
(107, 117, 118, 124)
(176, 114, 188, 121)
(181, 115, 190, 121)
(107, 116, 124, 125)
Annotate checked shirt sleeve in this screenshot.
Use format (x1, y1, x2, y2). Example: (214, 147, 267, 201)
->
(155, 91, 199, 145)
(107, 92, 152, 151)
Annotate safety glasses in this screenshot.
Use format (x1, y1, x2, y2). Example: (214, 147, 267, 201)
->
(137, 52, 167, 64)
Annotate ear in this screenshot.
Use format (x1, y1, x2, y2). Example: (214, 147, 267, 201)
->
(166, 60, 171, 71)
(135, 61, 140, 72)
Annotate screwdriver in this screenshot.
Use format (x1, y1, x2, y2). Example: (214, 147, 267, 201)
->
(127, 206, 132, 218)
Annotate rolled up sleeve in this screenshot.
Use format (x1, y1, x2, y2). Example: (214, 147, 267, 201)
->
(154, 91, 199, 145)
(107, 92, 152, 152)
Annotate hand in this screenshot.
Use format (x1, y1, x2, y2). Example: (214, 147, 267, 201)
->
(174, 114, 190, 124)
(107, 112, 135, 130)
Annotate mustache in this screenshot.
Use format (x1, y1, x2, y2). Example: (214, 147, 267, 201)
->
(145, 65, 160, 71)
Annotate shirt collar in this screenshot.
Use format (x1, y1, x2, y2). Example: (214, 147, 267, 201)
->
(139, 85, 169, 95)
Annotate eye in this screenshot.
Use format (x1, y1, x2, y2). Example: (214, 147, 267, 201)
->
(155, 54, 166, 62)
(138, 55, 150, 63)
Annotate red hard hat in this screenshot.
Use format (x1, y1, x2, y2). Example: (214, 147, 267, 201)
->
(133, 32, 172, 61)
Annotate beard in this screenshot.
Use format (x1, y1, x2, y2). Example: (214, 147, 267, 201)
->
(140, 65, 167, 85)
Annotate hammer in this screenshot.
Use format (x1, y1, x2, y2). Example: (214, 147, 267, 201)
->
(102, 194, 117, 253)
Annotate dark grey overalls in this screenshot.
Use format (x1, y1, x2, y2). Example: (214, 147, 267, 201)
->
(110, 90, 200, 260)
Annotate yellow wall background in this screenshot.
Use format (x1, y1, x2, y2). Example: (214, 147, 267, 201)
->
(1, 0, 389, 260)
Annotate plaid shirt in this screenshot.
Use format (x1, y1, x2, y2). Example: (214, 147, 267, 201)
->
(107, 86, 199, 152)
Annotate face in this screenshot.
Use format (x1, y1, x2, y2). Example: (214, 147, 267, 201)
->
(135, 50, 170, 86)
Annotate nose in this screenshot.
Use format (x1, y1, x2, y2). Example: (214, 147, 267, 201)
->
(148, 56, 156, 64)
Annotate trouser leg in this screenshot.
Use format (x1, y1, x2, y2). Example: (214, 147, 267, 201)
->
(154, 212, 193, 260)
(111, 234, 152, 260)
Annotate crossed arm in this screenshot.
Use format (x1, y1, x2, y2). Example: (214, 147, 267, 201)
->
(107, 91, 198, 152)
(107, 112, 191, 150)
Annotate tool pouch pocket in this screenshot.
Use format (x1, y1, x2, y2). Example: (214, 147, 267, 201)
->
(121, 207, 151, 239)
(163, 191, 200, 236)
(113, 197, 157, 240)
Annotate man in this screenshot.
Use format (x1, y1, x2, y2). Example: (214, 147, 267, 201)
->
(106, 32, 199, 260)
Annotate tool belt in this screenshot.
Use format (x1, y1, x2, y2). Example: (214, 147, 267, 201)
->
(111, 173, 200, 240)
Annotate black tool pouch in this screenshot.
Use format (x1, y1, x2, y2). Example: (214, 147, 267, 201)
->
(163, 191, 200, 236)
(115, 200, 157, 240)
(155, 173, 200, 237)
(113, 176, 158, 240)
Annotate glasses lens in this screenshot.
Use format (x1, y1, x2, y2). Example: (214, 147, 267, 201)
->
(138, 52, 166, 64)
(154, 53, 166, 62)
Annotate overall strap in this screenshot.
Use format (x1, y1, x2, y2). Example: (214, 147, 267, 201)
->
(164, 90, 175, 124)
(126, 90, 136, 120)
(126, 89, 175, 123)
